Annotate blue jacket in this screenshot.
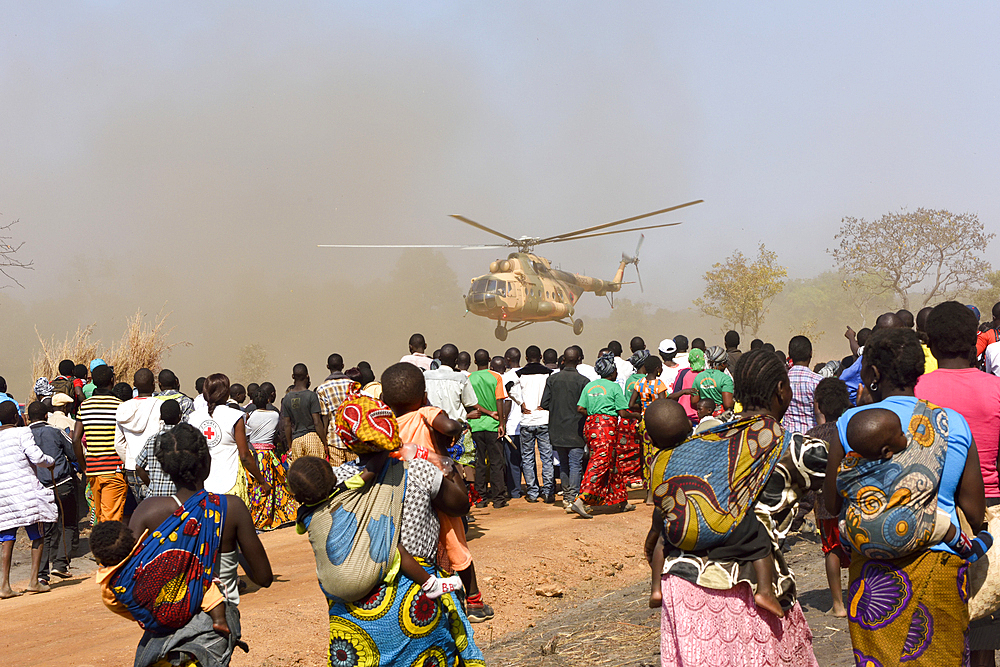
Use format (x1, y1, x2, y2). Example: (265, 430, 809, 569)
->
(29, 422, 77, 486)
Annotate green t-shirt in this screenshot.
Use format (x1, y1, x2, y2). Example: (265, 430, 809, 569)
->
(83, 381, 96, 399)
(468, 369, 505, 433)
(694, 368, 734, 406)
(577, 378, 628, 416)
(624, 373, 644, 397)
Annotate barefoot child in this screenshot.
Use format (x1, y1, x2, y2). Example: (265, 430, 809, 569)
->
(91, 520, 230, 636)
(644, 398, 786, 617)
(287, 455, 463, 599)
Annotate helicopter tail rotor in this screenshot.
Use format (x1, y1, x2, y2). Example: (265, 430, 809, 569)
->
(621, 234, 645, 292)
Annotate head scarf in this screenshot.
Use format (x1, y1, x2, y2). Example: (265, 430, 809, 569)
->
(705, 346, 728, 367)
(594, 352, 617, 378)
(33, 377, 54, 398)
(629, 349, 651, 371)
(335, 394, 402, 455)
(688, 347, 706, 372)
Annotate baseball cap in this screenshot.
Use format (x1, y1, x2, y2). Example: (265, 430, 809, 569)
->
(90, 358, 108, 372)
(658, 338, 677, 354)
(51, 392, 74, 407)
(968, 305, 981, 321)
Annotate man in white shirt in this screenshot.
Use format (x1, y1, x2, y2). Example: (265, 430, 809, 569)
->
(658, 338, 683, 392)
(513, 345, 555, 503)
(115, 369, 162, 502)
(501, 347, 524, 499)
(424, 344, 480, 421)
(609, 340, 635, 393)
(672, 335, 691, 369)
(400, 333, 433, 371)
(573, 345, 599, 382)
(985, 340, 1000, 377)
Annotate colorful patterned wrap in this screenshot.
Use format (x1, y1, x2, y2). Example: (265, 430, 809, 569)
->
(327, 557, 484, 667)
(299, 459, 408, 603)
(111, 490, 227, 635)
(847, 550, 968, 665)
(651, 414, 786, 552)
(335, 395, 402, 455)
(836, 400, 952, 561)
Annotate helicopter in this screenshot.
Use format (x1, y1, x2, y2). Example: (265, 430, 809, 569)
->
(319, 199, 702, 340)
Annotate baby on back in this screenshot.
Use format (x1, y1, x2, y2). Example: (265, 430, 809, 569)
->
(91, 520, 230, 636)
(838, 407, 991, 561)
(643, 399, 784, 617)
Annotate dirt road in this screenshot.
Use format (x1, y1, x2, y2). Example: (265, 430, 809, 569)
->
(1, 492, 853, 666)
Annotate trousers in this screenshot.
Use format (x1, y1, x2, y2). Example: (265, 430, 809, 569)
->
(89, 472, 127, 523)
(520, 425, 553, 499)
(555, 447, 585, 503)
(40, 477, 79, 578)
(472, 430, 507, 502)
(503, 434, 523, 498)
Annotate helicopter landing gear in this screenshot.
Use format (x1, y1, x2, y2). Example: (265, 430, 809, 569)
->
(495, 323, 508, 341)
(573, 319, 584, 336)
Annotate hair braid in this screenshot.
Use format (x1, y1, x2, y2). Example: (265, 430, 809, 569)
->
(732, 348, 788, 411)
(155, 422, 211, 488)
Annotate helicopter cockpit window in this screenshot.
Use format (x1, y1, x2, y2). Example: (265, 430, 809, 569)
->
(487, 279, 497, 295)
(496, 282, 505, 297)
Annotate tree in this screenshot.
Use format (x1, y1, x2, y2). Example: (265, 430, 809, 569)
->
(829, 208, 994, 310)
(237, 343, 273, 385)
(974, 270, 1000, 318)
(694, 243, 787, 336)
(0, 218, 32, 287)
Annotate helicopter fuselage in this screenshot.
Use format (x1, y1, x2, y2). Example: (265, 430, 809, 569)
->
(465, 252, 627, 323)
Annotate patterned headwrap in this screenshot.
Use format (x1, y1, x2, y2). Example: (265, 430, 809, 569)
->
(819, 360, 842, 378)
(595, 352, 617, 378)
(335, 394, 402, 454)
(705, 346, 729, 366)
(629, 349, 651, 371)
(688, 347, 706, 372)
(33, 377, 54, 398)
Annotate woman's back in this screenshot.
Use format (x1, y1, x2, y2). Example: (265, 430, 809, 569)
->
(837, 395, 972, 556)
(245, 409, 279, 445)
(188, 405, 245, 494)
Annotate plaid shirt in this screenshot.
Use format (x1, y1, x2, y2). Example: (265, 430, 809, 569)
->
(315, 376, 357, 453)
(135, 424, 177, 498)
(782, 364, 822, 435)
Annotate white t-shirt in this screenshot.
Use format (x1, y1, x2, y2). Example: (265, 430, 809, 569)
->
(188, 405, 246, 494)
(614, 357, 634, 392)
(245, 409, 279, 445)
(661, 365, 682, 393)
(502, 367, 523, 435)
(673, 352, 690, 370)
(424, 366, 478, 422)
(986, 341, 1000, 377)
(577, 364, 599, 382)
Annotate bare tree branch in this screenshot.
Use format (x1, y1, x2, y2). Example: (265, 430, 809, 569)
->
(0, 218, 33, 288)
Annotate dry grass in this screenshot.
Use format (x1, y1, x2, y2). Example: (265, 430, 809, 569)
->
(31, 309, 189, 391)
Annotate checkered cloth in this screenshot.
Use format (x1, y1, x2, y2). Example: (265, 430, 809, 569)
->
(135, 425, 178, 498)
(316, 377, 356, 459)
(782, 364, 822, 435)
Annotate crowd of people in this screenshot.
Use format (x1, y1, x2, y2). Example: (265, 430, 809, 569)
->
(2, 302, 1000, 665)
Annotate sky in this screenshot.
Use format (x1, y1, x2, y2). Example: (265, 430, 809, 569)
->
(2, 2, 999, 391)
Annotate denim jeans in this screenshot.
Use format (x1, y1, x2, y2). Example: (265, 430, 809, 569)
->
(555, 446, 585, 503)
(504, 434, 523, 498)
(519, 425, 553, 499)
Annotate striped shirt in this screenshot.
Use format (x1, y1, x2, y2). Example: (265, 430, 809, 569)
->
(79, 393, 123, 475)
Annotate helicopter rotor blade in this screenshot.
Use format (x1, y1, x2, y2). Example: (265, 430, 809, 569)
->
(535, 199, 702, 244)
(541, 221, 683, 244)
(449, 215, 519, 244)
(318, 244, 505, 249)
(634, 233, 645, 258)
(636, 265, 644, 292)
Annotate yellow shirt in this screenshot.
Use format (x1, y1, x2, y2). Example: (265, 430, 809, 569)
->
(921, 343, 938, 375)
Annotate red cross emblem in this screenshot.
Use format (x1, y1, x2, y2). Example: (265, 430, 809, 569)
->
(200, 419, 222, 445)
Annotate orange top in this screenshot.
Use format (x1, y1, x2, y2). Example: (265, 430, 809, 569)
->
(95, 529, 224, 621)
(395, 406, 444, 455)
